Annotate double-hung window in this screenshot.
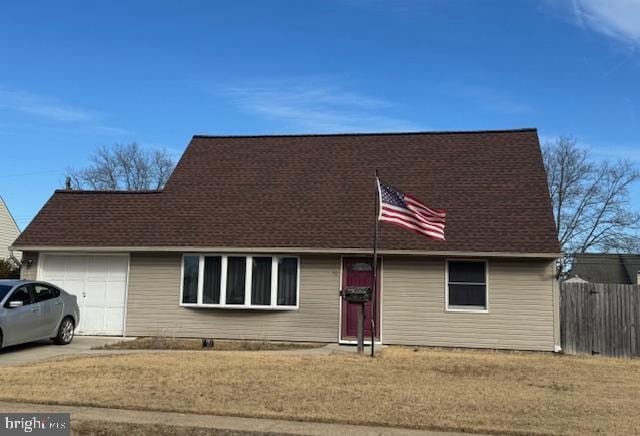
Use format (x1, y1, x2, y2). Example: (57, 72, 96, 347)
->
(446, 260, 488, 312)
(180, 254, 299, 309)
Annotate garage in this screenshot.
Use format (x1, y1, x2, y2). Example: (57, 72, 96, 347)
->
(38, 254, 128, 336)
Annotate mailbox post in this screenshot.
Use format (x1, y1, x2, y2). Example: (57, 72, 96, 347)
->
(340, 287, 372, 354)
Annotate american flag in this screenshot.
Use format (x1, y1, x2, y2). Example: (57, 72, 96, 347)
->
(377, 180, 446, 241)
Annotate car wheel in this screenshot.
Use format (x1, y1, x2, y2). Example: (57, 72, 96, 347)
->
(54, 317, 75, 345)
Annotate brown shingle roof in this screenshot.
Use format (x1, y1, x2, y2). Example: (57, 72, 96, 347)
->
(570, 254, 640, 284)
(13, 129, 561, 254)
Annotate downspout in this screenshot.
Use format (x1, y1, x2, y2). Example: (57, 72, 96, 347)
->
(8, 249, 22, 268)
(553, 258, 562, 352)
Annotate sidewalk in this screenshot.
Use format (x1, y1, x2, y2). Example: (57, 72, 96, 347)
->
(0, 401, 480, 436)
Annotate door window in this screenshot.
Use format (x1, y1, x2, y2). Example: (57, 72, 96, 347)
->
(33, 284, 59, 303)
(6, 285, 34, 307)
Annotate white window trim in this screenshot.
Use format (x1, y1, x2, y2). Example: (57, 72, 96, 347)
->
(444, 259, 489, 313)
(179, 253, 300, 310)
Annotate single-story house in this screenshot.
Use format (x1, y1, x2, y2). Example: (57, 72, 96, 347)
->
(0, 195, 20, 260)
(566, 253, 640, 285)
(11, 129, 562, 351)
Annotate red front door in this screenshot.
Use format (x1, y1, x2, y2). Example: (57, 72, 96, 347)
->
(341, 258, 381, 341)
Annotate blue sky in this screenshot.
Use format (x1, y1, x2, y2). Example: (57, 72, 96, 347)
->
(1, 0, 639, 229)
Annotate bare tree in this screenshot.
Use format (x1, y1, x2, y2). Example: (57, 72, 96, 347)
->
(67, 143, 176, 190)
(542, 136, 640, 257)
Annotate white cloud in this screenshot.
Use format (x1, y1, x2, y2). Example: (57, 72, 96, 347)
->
(0, 87, 128, 136)
(571, 0, 640, 46)
(212, 79, 419, 133)
(0, 88, 96, 122)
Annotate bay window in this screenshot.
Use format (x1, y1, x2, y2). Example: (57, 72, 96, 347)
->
(181, 254, 299, 309)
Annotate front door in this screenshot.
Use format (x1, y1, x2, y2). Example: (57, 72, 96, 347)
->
(341, 258, 381, 342)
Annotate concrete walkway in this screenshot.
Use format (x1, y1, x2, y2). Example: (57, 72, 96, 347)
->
(0, 336, 125, 366)
(0, 401, 480, 436)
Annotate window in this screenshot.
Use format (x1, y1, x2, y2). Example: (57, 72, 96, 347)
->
(180, 254, 300, 309)
(182, 255, 199, 304)
(277, 257, 298, 306)
(203, 256, 222, 304)
(33, 284, 59, 302)
(446, 260, 487, 311)
(0, 285, 12, 302)
(251, 257, 272, 306)
(6, 285, 33, 307)
(226, 257, 246, 305)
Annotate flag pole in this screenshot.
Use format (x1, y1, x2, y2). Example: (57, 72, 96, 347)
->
(371, 169, 380, 357)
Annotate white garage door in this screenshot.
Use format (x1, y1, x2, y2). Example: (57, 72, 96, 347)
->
(38, 254, 128, 336)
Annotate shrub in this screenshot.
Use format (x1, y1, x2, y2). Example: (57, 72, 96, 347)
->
(0, 258, 19, 279)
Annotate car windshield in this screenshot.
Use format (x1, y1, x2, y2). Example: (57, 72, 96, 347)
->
(0, 284, 14, 302)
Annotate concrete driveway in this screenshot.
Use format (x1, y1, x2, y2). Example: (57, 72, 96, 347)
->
(0, 336, 124, 366)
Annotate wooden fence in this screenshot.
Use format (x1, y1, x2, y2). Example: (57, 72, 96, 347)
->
(561, 283, 640, 358)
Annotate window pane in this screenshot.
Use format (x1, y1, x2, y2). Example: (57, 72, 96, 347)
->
(34, 285, 56, 302)
(203, 256, 222, 304)
(277, 258, 298, 306)
(0, 285, 12, 301)
(449, 284, 486, 308)
(251, 257, 272, 305)
(182, 256, 199, 304)
(449, 261, 485, 283)
(226, 256, 246, 305)
(9, 286, 33, 306)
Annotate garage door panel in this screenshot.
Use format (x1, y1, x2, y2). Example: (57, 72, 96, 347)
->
(88, 256, 109, 279)
(64, 280, 86, 299)
(82, 307, 106, 333)
(42, 256, 67, 280)
(104, 309, 124, 334)
(66, 256, 88, 279)
(105, 281, 126, 306)
(108, 257, 129, 281)
(39, 254, 128, 336)
(84, 281, 107, 306)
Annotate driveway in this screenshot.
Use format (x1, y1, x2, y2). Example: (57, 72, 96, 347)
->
(0, 336, 124, 366)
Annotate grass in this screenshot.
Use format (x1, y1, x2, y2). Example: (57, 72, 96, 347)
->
(93, 337, 323, 351)
(72, 420, 270, 436)
(0, 347, 638, 435)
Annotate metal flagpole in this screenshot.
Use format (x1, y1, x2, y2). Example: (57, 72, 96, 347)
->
(371, 169, 380, 357)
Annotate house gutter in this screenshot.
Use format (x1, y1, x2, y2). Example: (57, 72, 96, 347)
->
(10, 245, 562, 259)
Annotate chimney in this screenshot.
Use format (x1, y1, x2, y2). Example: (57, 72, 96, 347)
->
(65, 176, 72, 190)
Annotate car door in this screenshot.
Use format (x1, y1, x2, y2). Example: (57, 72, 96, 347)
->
(33, 284, 64, 338)
(2, 285, 39, 346)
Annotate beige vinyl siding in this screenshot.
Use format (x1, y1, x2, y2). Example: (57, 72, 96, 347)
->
(382, 257, 557, 351)
(125, 253, 341, 341)
(0, 196, 20, 260)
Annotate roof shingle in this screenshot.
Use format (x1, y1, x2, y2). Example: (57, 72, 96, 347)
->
(13, 129, 561, 254)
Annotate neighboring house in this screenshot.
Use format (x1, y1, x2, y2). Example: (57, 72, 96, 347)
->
(567, 253, 640, 285)
(11, 129, 562, 351)
(0, 195, 20, 260)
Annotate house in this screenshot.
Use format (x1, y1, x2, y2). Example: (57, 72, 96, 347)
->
(567, 253, 640, 285)
(11, 129, 562, 351)
(0, 195, 20, 260)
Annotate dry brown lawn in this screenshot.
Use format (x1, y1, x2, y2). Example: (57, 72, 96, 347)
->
(72, 420, 262, 436)
(0, 347, 638, 435)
